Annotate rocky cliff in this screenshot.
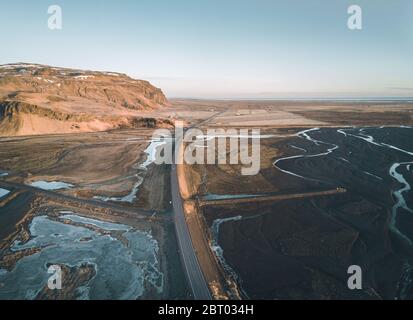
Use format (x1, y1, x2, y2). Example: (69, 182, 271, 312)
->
(0, 63, 171, 136)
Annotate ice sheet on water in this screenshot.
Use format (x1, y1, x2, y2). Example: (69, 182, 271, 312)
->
(1, 215, 163, 300)
(0, 188, 10, 198)
(30, 181, 74, 190)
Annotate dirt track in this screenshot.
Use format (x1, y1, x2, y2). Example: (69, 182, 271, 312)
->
(199, 188, 346, 206)
(0, 180, 160, 221)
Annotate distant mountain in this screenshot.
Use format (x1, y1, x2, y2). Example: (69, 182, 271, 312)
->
(0, 63, 171, 136)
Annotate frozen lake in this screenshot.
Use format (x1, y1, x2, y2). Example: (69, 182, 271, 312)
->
(30, 181, 74, 190)
(0, 214, 163, 300)
(0, 188, 10, 199)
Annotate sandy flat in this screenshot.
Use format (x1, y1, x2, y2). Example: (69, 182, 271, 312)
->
(210, 110, 326, 127)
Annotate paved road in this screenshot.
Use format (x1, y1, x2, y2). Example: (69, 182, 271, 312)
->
(171, 163, 212, 300)
(169, 110, 229, 300)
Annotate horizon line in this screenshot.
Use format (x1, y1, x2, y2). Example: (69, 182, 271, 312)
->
(168, 96, 413, 102)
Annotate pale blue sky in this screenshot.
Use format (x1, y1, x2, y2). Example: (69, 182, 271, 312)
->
(1, 0, 412, 98)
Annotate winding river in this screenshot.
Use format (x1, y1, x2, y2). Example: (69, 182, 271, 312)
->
(94, 138, 167, 203)
(274, 126, 413, 247)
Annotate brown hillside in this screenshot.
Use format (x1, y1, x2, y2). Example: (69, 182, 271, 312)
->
(0, 63, 171, 136)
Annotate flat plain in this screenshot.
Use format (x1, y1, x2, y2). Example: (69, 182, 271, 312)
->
(1, 99, 413, 299)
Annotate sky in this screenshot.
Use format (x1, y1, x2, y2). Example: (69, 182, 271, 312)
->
(0, 0, 412, 99)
